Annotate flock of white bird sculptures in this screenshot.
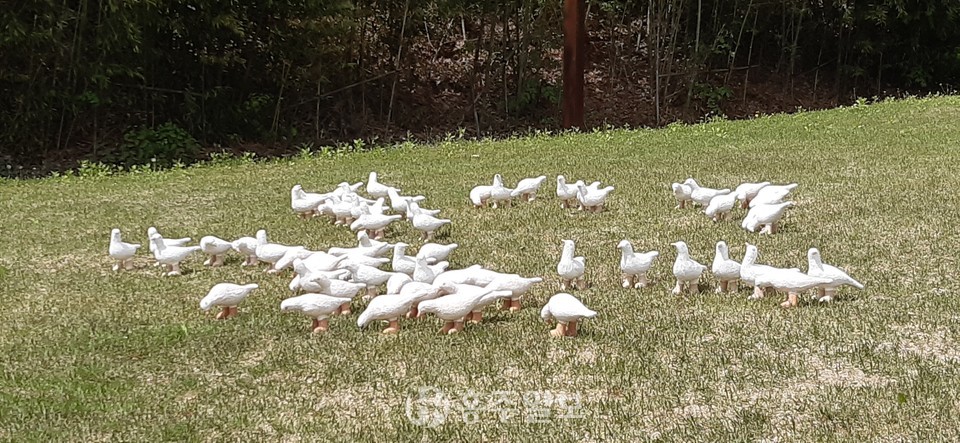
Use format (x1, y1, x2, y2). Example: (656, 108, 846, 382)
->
(108, 169, 863, 338)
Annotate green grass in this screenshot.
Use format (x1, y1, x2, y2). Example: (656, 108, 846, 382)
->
(2, 96, 960, 441)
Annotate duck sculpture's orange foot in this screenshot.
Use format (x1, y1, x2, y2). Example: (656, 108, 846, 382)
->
(382, 320, 400, 334)
(565, 320, 579, 337)
(500, 299, 512, 311)
(216, 306, 238, 320)
(780, 292, 799, 308)
(549, 322, 567, 337)
(440, 321, 454, 334)
(312, 319, 330, 333)
(447, 321, 464, 334)
(509, 299, 522, 312)
(339, 302, 352, 316)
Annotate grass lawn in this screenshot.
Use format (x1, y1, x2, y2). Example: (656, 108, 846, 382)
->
(2, 96, 960, 441)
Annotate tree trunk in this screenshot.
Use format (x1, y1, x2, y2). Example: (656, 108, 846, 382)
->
(562, 0, 586, 129)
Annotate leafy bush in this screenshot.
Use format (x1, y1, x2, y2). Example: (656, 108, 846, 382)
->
(117, 123, 200, 169)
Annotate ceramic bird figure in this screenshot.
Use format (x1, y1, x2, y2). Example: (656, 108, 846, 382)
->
(540, 293, 597, 337)
(349, 210, 402, 240)
(711, 241, 741, 293)
(556, 175, 584, 209)
(484, 274, 544, 312)
(510, 175, 547, 202)
(400, 281, 458, 318)
(294, 252, 349, 274)
(416, 242, 458, 263)
(146, 227, 190, 266)
(389, 242, 419, 275)
(576, 183, 614, 212)
(742, 201, 794, 234)
(357, 292, 419, 334)
(200, 235, 233, 267)
(469, 184, 493, 208)
(704, 192, 738, 222)
(303, 274, 366, 314)
(685, 178, 732, 207)
(671, 181, 693, 209)
(616, 240, 659, 288)
(670, 241, 707, 295)
(231, 236, 259, 267)
(489, 174, 516, 208)
(465, 285, 514, 323)
(387, 272, 413, 295)
(740, 243, 799, 300)
(386, 188, 426, 219)
(406, 201, 442, 220)
(108, 228, 140, 271)
(749, 183, 798, 208)
(417, 285, 510, 334)
(557, 239, 586, 290)
(356, 231, 394, 253)
(410, 201, 451, 241)
(343, 262, 398, 297)
(366, 171, 401, 198)
(273, 248, 321, 272)
(255, 229, 302, 273)
(290, 184, 326, 218)
(807, 248, 864, 303)
(413, 255, 449, 284)
(200, 283, 258, 319)
(753, 268, 832, 308)
(280, 293, 345, 333)
(432, 265, 503, 287)
(149, 233, 200, 276)
(734, 181, 771, 208)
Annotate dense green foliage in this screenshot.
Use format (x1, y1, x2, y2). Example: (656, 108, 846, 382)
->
(2, 0, 959, 167)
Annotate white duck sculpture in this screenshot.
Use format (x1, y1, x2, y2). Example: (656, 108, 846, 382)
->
(807, 248, 864, 303)
(391, 242, 419, 275)
(576, 182, 614, 212)
(557, 239, 586, 290)
(511, 175, 547, 202)
(149, 233, 200, 276)
(469, 183, 493, 208)
(366, 171, 400, 198)
(200, 235, 233, 267)
(387, 273, 413, 295)
(108, 228, 140, 271)
(400, 282, 457, 318)
(413, 255, 449, 284)
(357, 231, 394, 253)
(734, 181, 771, 208)
(416, 242, 458, 263)
(704, 192, 738, 222)
(386, 188, 426, 219)
(410, 201, 451, 241)
(489, 174, 515, 208)
(670, 241, 707, 295)
(540, 292, 597, 337)
(465, 285, 513, 323)
(740, 243, 799, 300)
(274, 248, 324, 272)
(484, 274, 544, 311)
(742, 201, 794, 234)
(280, 293, 345, 333)
(417, 286, 510, 334)
(750, 183, 798, 208)
(349, 207, 402, 240)
(357, 292, 418, 334)
(255, 229, 301, 273)
(671, 181, 693, 209)
(303, 274, 366, 314)
(431, 264, 500, 287)
(231, 236, 259, 266)
(556, 175, 584, 209)
(290, 184, 326, 218)
(200, 283, 258, 319)
(295, 253, 349, 273)
(406, 201, 442, 220)
(684, 178, 731, 207)
(616, 240, 659, 288)
(146, 227, 190, 266)
(343, 262, 398, 297)
(711, 241, 741, 293)
(754, 269, 832, 308)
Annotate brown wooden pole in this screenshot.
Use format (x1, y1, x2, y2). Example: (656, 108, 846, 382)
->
(562, 0, 586, 129)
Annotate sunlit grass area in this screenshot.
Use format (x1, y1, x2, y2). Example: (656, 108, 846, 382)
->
(2, 96, 960, 441)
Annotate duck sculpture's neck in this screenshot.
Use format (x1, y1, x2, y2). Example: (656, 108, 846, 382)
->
(716, 244, 729, 260)
(808, 251, 824, 271)
(256, 230, 268, 245)
(742, 246, 758, 267)
(561, 242, 575, 260)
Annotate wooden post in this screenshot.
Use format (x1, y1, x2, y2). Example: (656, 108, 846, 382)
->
(562, 0, 586, 129)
